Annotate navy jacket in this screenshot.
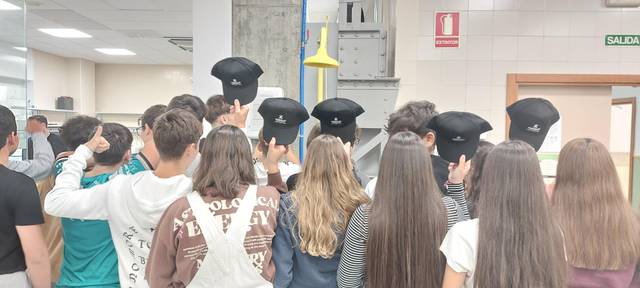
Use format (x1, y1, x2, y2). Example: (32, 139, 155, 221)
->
(272, 193, 345, 288)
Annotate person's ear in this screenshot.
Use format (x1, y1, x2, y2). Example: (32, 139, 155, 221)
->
(8, 132, 19, 147)
(143, 124, 153, 138)
(122, 150, 132, 164)
(3, 134, 14, 151)
(423, 131, 436, 148)
(219, 115, 228, 125)
(188, 143, 199, 156)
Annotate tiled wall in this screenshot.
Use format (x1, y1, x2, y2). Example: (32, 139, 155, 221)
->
(395, 0, 640, 143)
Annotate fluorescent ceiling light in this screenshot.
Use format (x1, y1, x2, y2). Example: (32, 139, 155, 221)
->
(1, 56, 26, 63)
(95, 48, 136, 56)
(13, 46, 27, 51)
(39, 28, 92, 38)
(0, 0, 21, 10)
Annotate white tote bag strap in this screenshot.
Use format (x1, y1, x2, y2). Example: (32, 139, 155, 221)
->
(226, 185, 258, 244)
(186, 192, 224, 244)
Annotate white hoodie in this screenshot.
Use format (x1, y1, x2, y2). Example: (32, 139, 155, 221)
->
(45, 145, 192, 288)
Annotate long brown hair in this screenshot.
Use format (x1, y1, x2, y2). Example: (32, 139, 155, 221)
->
(193, 125, 256, 198)
(366, 132, 446, 288)
(553, 138, 640, 269)
(465, 140, 494, 218)
(476, 140, 566, 288)
(292, 134, 368, 258)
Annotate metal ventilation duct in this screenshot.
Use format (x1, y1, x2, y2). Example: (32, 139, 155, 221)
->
(166, 37, 193, 52)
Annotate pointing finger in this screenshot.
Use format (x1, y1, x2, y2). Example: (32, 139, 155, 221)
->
(234, 99, 241, 112)
(92, 126, 103, 140)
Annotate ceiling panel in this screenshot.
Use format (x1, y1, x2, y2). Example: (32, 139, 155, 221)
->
(25, 0, 66, 10)
(80, 10, 191, 23)
(31, 9, 93, 21)
(4, 0, 23, 7)
(7, 0, 194, 64)
(46, 0, 114, 11)
(155, 0, 191, 11)
(100, 0, 159, 10)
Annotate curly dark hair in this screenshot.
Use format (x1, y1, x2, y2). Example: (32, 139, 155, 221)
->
(59, 116, 102, 150)
(385, 101, 438, 137)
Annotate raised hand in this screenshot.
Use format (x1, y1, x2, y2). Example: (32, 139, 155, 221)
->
(229, 99, 250, 128)
(448, 154, 471, 184)
(264, 137, 287, 174)
(84, 126, 110, 153)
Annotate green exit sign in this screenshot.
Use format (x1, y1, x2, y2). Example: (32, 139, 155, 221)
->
(605, 35, 640, 46)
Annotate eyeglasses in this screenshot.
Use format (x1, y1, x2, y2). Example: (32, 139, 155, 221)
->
(135, 117, 144, 135)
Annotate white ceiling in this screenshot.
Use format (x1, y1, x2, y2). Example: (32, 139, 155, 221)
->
(1, 0, 193, 64)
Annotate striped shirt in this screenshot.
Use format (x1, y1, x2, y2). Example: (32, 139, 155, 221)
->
(336, 183, 469, 288)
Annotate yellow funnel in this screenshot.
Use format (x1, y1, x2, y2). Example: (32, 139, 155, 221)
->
(304, 26, 339, 68)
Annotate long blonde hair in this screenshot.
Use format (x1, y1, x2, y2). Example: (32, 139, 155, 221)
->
(553, 138, 640, 269)
(292, 134, 368, 258)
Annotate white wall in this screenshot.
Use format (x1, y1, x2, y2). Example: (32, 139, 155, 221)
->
(95, 64, 192, 114)
(610, 102, 633, 153)
(32, 50, 70, 110)
(29, 49, 192, 124)
(192, 0, 231, 98)
(395, 0, 640, 144)
(308, 0, 339, 22)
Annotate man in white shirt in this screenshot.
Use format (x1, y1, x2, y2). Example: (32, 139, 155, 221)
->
(7, 117, 54, 181)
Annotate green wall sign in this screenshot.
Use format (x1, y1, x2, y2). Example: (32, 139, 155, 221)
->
(605, 35, 640, 46)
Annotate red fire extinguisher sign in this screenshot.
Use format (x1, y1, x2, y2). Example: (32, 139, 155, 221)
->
(435, 12, 460, 48)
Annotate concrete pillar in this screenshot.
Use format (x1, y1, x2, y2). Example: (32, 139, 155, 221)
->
(232, 0, 301, 100)
(192, 0, 232, 98)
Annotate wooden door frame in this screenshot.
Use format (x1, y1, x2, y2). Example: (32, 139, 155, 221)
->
(506, 74, 640, 136)
(612, 97, 637, 201)
(506, 73, 640, 202)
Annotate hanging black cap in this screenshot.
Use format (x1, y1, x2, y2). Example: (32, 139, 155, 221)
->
(426, 111, 492, 163)
(258, 98, 309, 145)
(311, 98, 365, 144)
(211, 57, 264, 106)
(507, 98, 560, 151)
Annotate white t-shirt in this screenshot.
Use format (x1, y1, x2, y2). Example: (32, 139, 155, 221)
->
(439, 218, 479, 288)
(364, 177, 377, 199)
(254, 162, 300, 186)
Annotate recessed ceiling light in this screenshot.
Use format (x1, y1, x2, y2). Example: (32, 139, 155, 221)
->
(95, 48, 136, 56)
(39, 28, 92, 38)
(1, 56, 26, 63)
(0, 0, 21, 10)
(13, 46, 27, 51)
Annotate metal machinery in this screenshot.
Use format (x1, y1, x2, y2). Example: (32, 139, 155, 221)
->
(336, 0, 399, 179)
(303, 0, 399, 179)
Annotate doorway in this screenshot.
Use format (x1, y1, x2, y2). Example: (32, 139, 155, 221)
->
(506, 74, 640, 203)
(610, 98, 636, 201)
